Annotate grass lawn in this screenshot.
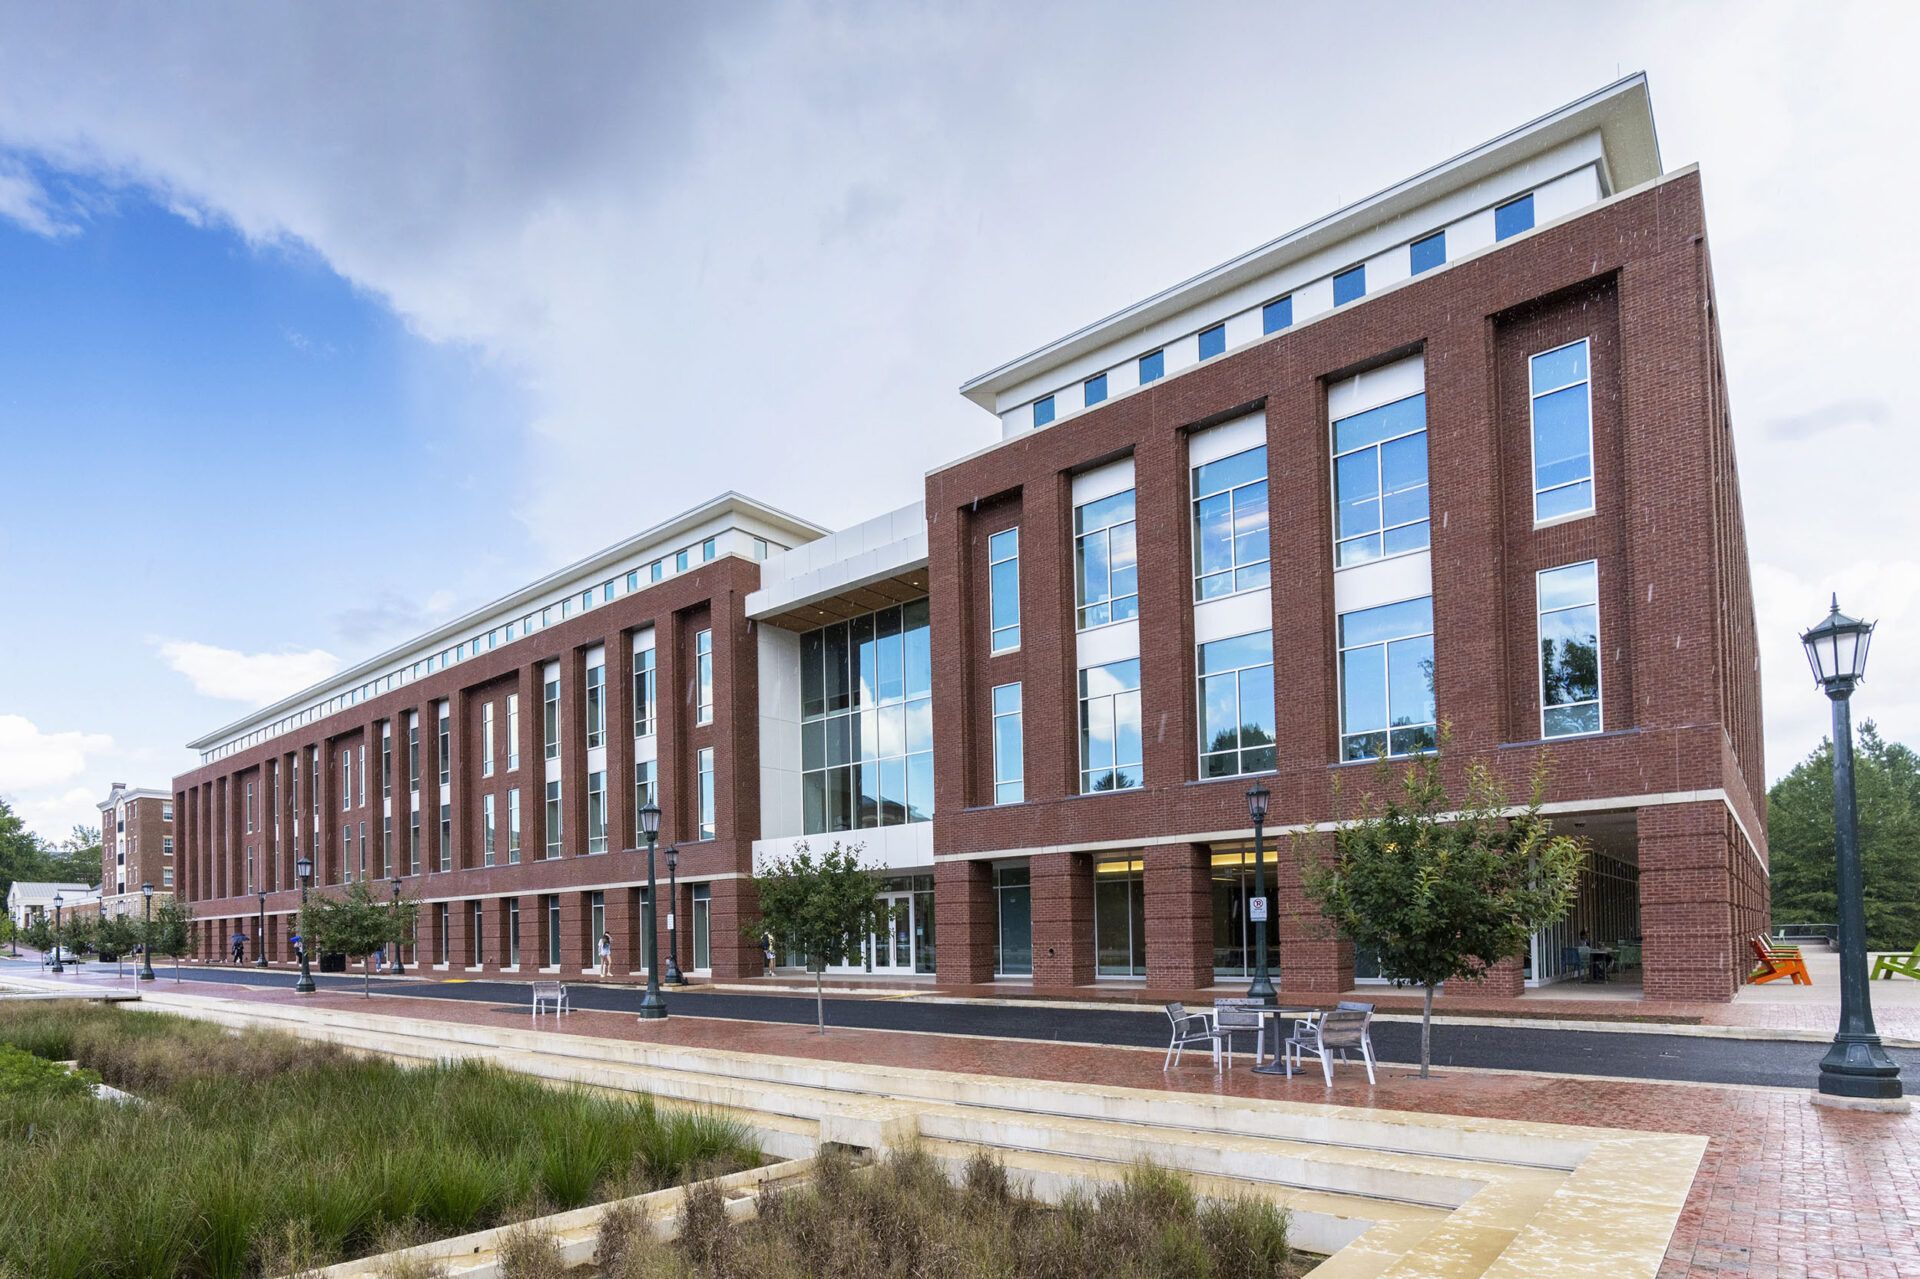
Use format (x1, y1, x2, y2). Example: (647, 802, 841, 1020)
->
(0, 1001, 758, 1279)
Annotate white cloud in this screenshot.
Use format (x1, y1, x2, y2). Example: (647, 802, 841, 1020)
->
(0, 715, 112, 791)
(155, 639, 341, 705)
(0, 156, 73, 236)
(14, 787, 100, 842)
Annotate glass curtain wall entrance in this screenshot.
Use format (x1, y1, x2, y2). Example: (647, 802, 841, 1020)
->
(1211, 848, 1280, 981)
(813, 873, 935, 975)
(1527, 849, 1641, 984)
(1094, 856, 1146, 977)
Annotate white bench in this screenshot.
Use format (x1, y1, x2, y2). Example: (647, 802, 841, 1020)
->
(531, 981, 569, 1020)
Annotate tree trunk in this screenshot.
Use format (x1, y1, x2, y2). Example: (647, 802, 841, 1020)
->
(815, 968, 826, 1034)
(1420, 983, 1435, 1078)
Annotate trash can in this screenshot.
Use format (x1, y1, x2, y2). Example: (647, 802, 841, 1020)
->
(319, 952, 348, 973)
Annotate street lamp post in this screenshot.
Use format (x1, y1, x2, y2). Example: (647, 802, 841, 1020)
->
(138, 882, 156, 982)
(1801, 597, 1904, 1106)
(636, 803, 668, 1020)
(1246, 782, 1276, 1005)
(255, 890, 269, 967)
(389, 877, 406, 977)
(664, 845, 686, 985)
(49, 892, 64, 975)
(294, 857, 316, 994)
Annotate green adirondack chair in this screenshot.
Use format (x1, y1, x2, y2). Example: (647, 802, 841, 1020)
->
(1871, 944, 1920, 981)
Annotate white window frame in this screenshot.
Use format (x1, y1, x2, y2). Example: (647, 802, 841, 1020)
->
(483, 793, 496, 867)
(695, 630, 714, 726)
(991, 682, 1023, 805)
(1077, 659, 1143, 795)
(988, 528, 1021, 653)
(1537, 560, 1604, 740)
(585, 662, 607, 749)
(507, 693, 520, 771)
(1074, 489, 1139, 632)
(508, 788, 521, 864)
(1529, 338, 1597, 526)
(697, 747, 715, 839)
(482, 702, 496, 777)
(1336, 595, 1437, 762)
(1331, 392, 1429, 569)
(587, 769, 607, 854)
(545, 780, 562, 858)
(1191, 444, 1271, 601)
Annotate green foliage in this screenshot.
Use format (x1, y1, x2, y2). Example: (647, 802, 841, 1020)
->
(147, 896, 196, 966)
(1296, 736, 1584, 1076)
(1768, 721, 1920, 951)
(0, 1001, 758, 1278)
(0, 1043, 99, 1099)
(21, 914, 54, 955)
(95, 913, 141, 961)
(746, 841, 881, 1032)
(0, 797, 100, 901)
(301, 881, 422, 996)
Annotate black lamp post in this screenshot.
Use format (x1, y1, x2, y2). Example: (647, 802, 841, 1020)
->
(255, 890, 269, 967)
(138, 882, 156, 981)
(636, 802, 668, 1020)
(294, 857, 316, 994)
(1246, 782, 1276, 1005)
(49, 892, 64, 975)
(389, 877, 406, 977)
(664, 845, 686, 985)
(1801, 597, 1903, 1106)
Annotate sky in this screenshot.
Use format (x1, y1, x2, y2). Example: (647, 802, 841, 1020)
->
(0, 1, 1916, 841)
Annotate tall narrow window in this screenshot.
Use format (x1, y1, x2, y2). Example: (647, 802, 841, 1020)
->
(634, 759, 655, 817)
(992, 683, 1024, 805)
(988, 528, 1020, 652)
(409, 810, 420, 876)
(543, 678, 560, 760)
(1495, 193, 1534, 240)
(697, 748, 715, 839)
(437, 707, 450, 785)
(1332, 391, 1428, 566)
(381, 729, 392, 798)
(695, 630, 714, 725)
(1530, 339, 1594, 522)
(358, 822, 367, 878)
(438, 803, 451, 872)
(508, 788, 521, 864)
(482, 702, 495, 777)
(1079, 659, 1143, 794)
(547, 896, 562, 968)
(246, 781, 255, 833)
(508, 900, 521, 967)
(507, 694, 520, 771)
(342, 753, 352, 810)
(381, 815, 391, 879)
(1539, 561, 1601, 738)
(1192, 445, 1270, 599)
(438, 904, 450, 966)
(545, 781, 562, 858)
(1337, 596, 1437, 761)
(408, 724, 420, 792)
(483, 794, 496, 867)
(632, 648, 656, 736)
(1074, 489, 1138, 629)
(473, 901, 485, 967)
(585, 662, 606, 748)
(1197, 631, 1276, 777)
(587, 770, 607, 853)
(341, 827, 351, 882)
(358, 745, 366, 807)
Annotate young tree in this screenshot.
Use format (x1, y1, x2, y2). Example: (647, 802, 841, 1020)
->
(145, 897, 197, 981)
(746, 841, 880, 1033)
(1297, 742, 1584, 1077)
(302, 881, 418, 997)
(21, 915, 54, 957)
(95, 914, 140, 975)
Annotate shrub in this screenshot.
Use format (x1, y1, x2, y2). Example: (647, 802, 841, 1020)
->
(494, 1224, 566, 1279)
(0, 1043, 98, 1099)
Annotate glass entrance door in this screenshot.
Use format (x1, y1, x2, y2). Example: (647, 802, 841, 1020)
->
(869, 892, 914, 970)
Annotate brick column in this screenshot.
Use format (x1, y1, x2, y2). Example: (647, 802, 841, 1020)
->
(606, 886, 634, 975)
(561, 649, 588, 858)
(708, 875, 762, 980)
(518, 668, 548, 863)
(1144, 842, 1211, 990)
(1640, 800, 1739, 1002)
(607, 632, 635, 856)
(1031, 851, 1093, 988)
(935, 859, 997, 984)
(560, 891, 587, 974)
(1278, 832, 1353, 995)
(1459, 956, 1526, 998)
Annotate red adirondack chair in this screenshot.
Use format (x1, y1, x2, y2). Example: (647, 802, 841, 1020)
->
(1749, 935, 1811, 985)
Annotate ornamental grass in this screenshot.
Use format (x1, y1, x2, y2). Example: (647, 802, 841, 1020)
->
(0, 1001, 757, 1279)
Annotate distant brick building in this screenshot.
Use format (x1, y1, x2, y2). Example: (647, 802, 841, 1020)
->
(97, 783, 175, 918)
(173, 75, 1764, 1001)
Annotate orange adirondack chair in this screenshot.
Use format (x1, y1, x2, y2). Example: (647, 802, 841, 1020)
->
(1749, 935, 1811, 985)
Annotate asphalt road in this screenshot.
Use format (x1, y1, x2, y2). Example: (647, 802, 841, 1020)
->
(20, 958, 1912, 1091)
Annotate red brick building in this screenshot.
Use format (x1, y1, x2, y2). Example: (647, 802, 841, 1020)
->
(174, 75, 1765, 1001)
(97, 783, 175, 918)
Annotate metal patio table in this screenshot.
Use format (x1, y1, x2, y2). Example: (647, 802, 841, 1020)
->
(1249, 1006, 1322, 1076)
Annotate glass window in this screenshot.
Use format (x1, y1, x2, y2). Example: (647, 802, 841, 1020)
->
(1192, 444, 1269, 600)
(633, 647, 656, 736)
(992, 683, 1024, 805)
(988, 528, 1020, 652)
(1139, 349, 1164, 384)
(676, 548, 690, 572)
(1531, 339, 1595, 522)
(1198, 323, 1226, 360)
(1083, 373, 1107, 407)
(634, 759, 655, 818)
(381, 815, 391, 879)
(1262, 295, 1292, 334)
(697, 748, 715, 839)
(1540, 561, 1601, 739)
(1079, 658, 1143, 793)
(547, 896, 561, 968)
(702, 537, 716, 561)
(994, 865, 1032, 976)
(482, 702, 495, 777)
(800, 600, 933, 834)
(587, 770, 607, 853)
(585, 662, 606, 748)
(1333, 264, 1365, 306)
(695, 630, 714, 725)
(508, 899, 521, 967)
(382, 731, 392, 797)
(508, 788, 521, 864)
(1495, 193, 1534, 240)
(507, 694, 520, 771)
(692, 884, 711, 971)
(545, 781, 562, 859)
(438, 803, 451, 873)
(1410, 231, 1445, 274)
(1094, 857, 1146, 976)
(409, 810, 420, 876)
(1033, 395, 1055, 428)
(543, 678, 560, 760)
(1198, 631, 1276, 778)
(342, 753, 351, 810)
(1074, 488, 1138, 629)
(438, 709, 450, 786)
(408, 725, 419, 791)
(483, 794, 496, 867)
(650, 560, 664, 582)
(626, 570, 639, 592)
(1338, 596, 1437, 761)
(1332, 392, 1428, 566)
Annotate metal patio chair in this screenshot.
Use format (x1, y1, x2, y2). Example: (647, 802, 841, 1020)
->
(1286, 1005, 1377, 1085)
(1163, 1002, 1219, 1070)
(532, 980, 570, 1020)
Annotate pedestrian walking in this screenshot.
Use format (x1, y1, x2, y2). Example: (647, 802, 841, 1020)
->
(597, 931, 612, 978)
(230, 931, 247, 964)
